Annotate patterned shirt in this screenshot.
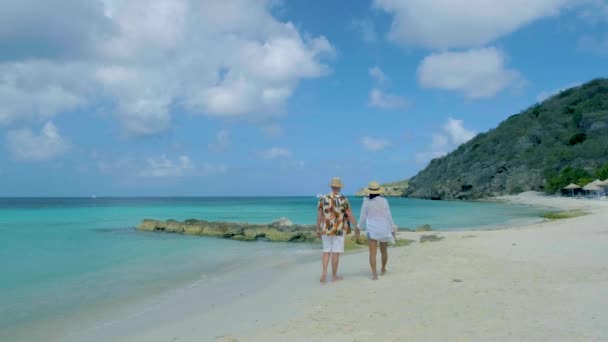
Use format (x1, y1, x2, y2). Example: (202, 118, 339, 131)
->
(317, 192, 351, 236)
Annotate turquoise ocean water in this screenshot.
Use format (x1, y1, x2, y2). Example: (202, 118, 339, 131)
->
(0, 197, 543, 339)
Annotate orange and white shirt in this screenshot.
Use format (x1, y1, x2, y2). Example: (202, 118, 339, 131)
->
(317, 192, 351, 236)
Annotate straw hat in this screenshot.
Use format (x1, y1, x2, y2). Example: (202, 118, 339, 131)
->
(329, 177, 344, 188)
(366, 181, 385, 195)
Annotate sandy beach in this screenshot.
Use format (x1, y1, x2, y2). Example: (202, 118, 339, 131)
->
(65, 192, 608, 342)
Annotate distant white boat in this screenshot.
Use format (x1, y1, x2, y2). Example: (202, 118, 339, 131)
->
(91, 195, 97, 199)
(316, 193, 324, 198)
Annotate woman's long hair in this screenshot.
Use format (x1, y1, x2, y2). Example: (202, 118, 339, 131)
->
(369, 194, 380, 199)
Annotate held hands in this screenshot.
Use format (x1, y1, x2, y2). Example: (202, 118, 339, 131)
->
(354, 226, 361, 239)
(316, 228, 322, 238)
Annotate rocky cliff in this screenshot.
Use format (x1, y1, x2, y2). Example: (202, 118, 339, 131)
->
(355, 180, 409, 197)
(405, 78, 608, 200)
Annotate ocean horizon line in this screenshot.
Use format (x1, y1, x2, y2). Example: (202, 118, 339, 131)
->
(0, 195, 359, 199)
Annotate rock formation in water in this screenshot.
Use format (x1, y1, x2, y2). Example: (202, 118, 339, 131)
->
(137, 217, 318, 242)
(137, 217, 414, 249)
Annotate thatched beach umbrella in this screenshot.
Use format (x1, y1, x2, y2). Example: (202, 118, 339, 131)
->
(600, 180, 608, 195)
(586, 180, 605, 195)
(588, 179, 603, 187)
(583, 183, 603, 197)
(583, 183, 602, 191)
(563, 183, 581, 197)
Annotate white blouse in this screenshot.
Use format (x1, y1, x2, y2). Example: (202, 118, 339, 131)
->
(359, 197, 397, 242)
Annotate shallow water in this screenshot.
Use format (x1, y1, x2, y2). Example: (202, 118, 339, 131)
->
(0, 197, 543, 339)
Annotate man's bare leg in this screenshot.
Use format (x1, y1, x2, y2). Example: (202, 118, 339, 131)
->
(368, 239, 378, 280)
(380, 242, 388, 275)
(320, 252, 330, 284)
(331, 253, 343, 281)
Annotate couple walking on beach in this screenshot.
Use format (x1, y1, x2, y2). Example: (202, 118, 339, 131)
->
(316, 177, 398, 283)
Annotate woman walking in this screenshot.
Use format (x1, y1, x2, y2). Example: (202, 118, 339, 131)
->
(358, 181, 398, 280)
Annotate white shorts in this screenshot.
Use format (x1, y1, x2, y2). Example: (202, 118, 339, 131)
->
(321, 235, 345, 253)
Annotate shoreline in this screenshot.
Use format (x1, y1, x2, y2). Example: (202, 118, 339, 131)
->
(8, 192, 608, 341)
(126, 192, 608, 341)
(4, 241, 322, 342)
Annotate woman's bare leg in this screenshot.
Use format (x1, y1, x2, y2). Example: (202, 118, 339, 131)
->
(368, 238, 378, 280)
(380, 242, 388, 275)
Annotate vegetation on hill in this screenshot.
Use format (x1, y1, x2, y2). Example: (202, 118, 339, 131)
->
(545, 163, 608, 192)
(404, 78, 608, 199)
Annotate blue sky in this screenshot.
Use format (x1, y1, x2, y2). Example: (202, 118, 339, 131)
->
(1, 0, 607, 196)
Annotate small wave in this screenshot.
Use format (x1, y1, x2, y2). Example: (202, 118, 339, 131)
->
(91, 227, 138, 234)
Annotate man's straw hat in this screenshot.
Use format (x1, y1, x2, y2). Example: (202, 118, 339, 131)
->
(329, 177, 344, 188)
(366, 181, 385, 195)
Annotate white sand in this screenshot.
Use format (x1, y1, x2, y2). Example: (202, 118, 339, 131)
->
(75, 192, 608, 341)
(491, 191, 608, 211)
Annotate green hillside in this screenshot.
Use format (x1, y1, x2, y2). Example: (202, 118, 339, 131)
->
(404, 78, 608, 199)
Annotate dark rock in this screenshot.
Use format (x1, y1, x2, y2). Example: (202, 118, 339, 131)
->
(420, 234, 444, 243)
(138, 218, 317, 243)
(415, 224, 433, 232)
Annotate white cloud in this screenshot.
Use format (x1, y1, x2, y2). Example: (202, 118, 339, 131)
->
(415, 117, 475, 164)
(137, 154, 226, 178)
(0, 61, 88, 125)
(417, 47, 523, 99)
(369, 66, 388, 85)
(361, 136, 392, 151)
(351, 18, 378, 43)
(6, 121, 70, 162)
(368, 89, 408, 109)
(444, 118, 476, 145)
(373, 0, 570, 49)
(208, 129, 231, 152)
(0, 0, 113, 60)
(261, 147, 292, 159)
(139, 155, 195, 178)
(536, 82, 581, 102)
(98, 154, 225, 178)
(0, 0, 335, 134)
(367, 66, 407, 110)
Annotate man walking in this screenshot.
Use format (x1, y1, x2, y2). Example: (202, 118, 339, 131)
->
(316, 177, 359, 284)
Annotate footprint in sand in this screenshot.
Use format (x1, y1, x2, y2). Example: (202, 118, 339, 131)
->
(368, 311, 387, 318)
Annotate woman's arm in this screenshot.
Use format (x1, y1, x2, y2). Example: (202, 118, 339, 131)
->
(384, 199, 398, 234)
(358, 199, 367, 230)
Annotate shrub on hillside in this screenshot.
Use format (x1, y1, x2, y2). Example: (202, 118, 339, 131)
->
(569, 133, 587, 145)
(597, 163, 608, 180)
(545, 166, 593, 193)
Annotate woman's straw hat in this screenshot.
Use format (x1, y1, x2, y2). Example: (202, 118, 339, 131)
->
(366, 181, 385, 195)
(329, 177, 344, 188)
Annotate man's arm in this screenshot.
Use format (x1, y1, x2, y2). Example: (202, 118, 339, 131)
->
(316, 208, 323, 238)
(346, 208, 359, 236)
